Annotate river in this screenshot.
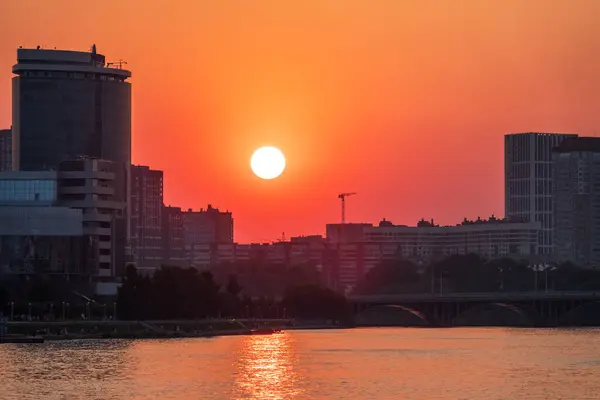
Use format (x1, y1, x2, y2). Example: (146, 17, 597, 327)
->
(1, 328, 599, 399)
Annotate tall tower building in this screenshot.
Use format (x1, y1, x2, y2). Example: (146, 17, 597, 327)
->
(12, 46, 131, 171)
(505, 132, 577, 256)
(0, 129, 11, 171)
(553, 137, 600, 267)
(130, 165, 163, 273)
(12, 45, 132, 273)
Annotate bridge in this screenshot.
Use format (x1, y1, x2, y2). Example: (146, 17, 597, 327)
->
(348, 291, 600, 327)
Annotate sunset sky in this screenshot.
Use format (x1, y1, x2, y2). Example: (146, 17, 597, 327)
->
(2, 0, 600, 242)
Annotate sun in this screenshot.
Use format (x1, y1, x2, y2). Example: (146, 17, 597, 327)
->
(251, 146, 286, 180)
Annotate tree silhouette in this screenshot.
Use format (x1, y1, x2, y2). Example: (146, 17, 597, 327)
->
(226, 275, 243, 297)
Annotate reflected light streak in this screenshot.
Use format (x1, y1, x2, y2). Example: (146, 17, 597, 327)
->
(233, 332, 302, 399)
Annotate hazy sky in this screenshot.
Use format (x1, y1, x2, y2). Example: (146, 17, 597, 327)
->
(1, 0, 600, 242)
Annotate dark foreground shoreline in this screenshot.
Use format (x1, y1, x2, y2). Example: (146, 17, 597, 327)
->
(1, 319, 354, 343)
(3, 319, 598, 344)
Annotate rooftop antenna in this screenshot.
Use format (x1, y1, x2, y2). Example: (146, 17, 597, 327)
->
(91, 44, 96, 54)
(107, 59, 128, 69)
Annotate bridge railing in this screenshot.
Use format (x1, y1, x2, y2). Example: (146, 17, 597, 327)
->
(349, 291, 600, 303)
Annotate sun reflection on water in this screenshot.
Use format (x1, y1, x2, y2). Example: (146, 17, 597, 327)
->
(233, 332, 302, 399)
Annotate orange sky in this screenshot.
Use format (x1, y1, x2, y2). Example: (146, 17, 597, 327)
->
(2, 0, 600, 242)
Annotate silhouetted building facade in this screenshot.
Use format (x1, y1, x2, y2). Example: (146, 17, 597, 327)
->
(553, 137, 600, 267)
(326, 218, 540, 292)
(130, 165, 163, 273)
(0, 158, 124, 286)
(0, 171, 83, 276)
(0, 129, 11, 171)
(505, 132, 577, 257)
(12, 46, 131, 172)
(11, 46, 132, 274)
(182, 205, 233, 267)
(162, 205, 184, 267)
(57, 158, 124, 278)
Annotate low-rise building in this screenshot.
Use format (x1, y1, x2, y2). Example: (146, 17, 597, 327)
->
(0, 158, 125, 285)
(325, 217, 540, 292)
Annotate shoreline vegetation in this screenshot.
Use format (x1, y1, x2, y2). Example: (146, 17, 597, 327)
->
(4, 255, 600, 339)
(1, 319, 351, 342)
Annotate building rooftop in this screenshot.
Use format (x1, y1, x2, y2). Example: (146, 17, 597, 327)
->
(13, 45, 131, 78)
(553, 137, 600, 153)
(506, 132, 578, 137)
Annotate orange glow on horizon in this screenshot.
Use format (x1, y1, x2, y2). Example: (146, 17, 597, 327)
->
(2, 1, 600, 242)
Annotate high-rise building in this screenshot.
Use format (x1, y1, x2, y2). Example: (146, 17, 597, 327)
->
(130, 165, 163, 273)
(0, 128, 11, 171)
(505, 132, 578, 256)
(162, 205, 185, 267)
(12, 46, 131, 172)
(182, 205, 233, 267)
(553, 137, 600, 267)
(12, 45, 132, 273)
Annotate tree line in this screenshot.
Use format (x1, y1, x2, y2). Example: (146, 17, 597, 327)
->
(116, 265, 350, 321)
(354, 254, 600, 295)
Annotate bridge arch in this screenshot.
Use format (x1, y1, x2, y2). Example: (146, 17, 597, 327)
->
(452, 302, 540, 327)
(559, 301, 600, 326)
(355, 305, 430, 327)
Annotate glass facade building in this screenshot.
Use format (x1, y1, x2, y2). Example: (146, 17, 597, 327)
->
(0, 179, 56, 202)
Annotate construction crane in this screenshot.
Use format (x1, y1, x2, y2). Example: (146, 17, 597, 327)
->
(338, 192, 356, 224)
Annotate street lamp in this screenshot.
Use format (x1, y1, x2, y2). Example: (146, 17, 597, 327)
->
(10, 302, 14, 321)
(28, 303, 32, 321)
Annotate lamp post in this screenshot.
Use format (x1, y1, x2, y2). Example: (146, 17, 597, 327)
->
(530, 264, 539, 291)
(10, 302, 14, 321)
(544, 265, 557, 293)
(28, 303, 32, 321)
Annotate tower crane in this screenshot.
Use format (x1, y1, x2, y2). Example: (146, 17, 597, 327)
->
(338, 192, 356, 224)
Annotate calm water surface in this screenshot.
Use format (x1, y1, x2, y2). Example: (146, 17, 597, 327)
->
(1, 328, 600, 399)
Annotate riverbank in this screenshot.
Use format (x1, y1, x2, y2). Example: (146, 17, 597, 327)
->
(1, 319, 352, 342)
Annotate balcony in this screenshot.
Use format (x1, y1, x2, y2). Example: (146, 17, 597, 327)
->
(82, 212, 113, 222)
(83, 226, 112, 236)
(59, 185, 114, 196)
(59, 171, 115, 180)
(62, 199, 124, 210)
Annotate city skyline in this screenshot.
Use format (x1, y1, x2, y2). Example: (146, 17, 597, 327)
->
(2, 1, 600, 242)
